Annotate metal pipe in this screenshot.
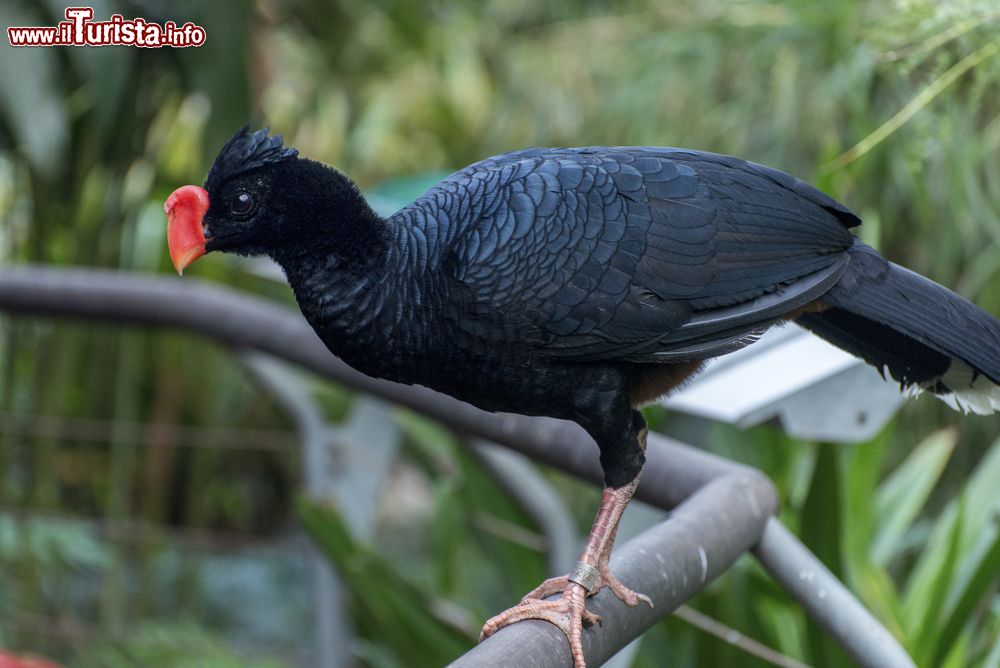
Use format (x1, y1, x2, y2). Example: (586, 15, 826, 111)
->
(240, 352, 351, 668)
(754, 520, 916, 668)
(0, 266, 916, 667)
(451, 475, 772, 667)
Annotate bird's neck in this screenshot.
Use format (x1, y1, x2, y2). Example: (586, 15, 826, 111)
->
(271, 213, 391, 329)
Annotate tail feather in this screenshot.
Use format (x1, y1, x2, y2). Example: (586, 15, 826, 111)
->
(798, 240, 1000, 414)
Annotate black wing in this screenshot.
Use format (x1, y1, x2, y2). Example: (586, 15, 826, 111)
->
(440, 147, 856, 362)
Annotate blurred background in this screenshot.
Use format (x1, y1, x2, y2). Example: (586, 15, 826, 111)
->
(1, 0, 1000, 666)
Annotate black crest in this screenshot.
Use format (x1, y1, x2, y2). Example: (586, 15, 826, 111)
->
(205, 125, 298, 191)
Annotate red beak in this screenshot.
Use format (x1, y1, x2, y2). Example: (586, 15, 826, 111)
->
(164, 185, 210, 275)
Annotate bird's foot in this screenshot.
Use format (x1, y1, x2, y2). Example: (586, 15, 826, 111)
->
(480, 478, 651, 667)
(479, 582, 598, 668)
(521, 565, 653, 609)
(479, 562, 652, 667)
(593, 566, 654, 608)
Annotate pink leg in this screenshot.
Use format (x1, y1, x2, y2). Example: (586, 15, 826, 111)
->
(480, 475, 652, 667)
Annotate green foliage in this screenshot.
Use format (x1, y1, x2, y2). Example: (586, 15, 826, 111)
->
(290, 416, 1000, 667)
(76, 621, 287, 668)
(298, 498, 474, 667)
(390, 410, 548, 616)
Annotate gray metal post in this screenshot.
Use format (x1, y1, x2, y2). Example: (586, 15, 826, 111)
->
(241, 353, 351, 668)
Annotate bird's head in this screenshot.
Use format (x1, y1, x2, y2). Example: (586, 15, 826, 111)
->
(164, 125, 377, 274)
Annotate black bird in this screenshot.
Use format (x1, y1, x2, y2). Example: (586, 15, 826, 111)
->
(166, 127, 1000, 667)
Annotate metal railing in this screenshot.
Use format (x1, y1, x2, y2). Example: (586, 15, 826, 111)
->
(0, 266, 916, 667)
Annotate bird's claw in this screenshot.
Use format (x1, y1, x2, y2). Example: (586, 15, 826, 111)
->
(601, 569, 654, 609)
(481, 566, 652, 668)
(481, 482, 651, 667)
(520, 574, 575, 602)
(480, 582, 596, 668)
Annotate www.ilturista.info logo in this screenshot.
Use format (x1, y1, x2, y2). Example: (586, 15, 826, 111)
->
(7, 7, 205, 47)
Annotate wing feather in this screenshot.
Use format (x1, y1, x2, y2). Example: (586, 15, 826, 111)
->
(429, 147, 855, 361)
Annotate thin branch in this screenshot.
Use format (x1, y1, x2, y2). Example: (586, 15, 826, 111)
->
(674, 605, 812, 668)
(883, 12, 999, 63)
(822, 39, 1000, 173)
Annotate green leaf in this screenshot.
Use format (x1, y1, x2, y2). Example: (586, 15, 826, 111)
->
(905, 434, 1000, 626)
(802, 443, 851, 668)
(754, 596, 808, 661)
(842, 434, 887, 572)
(0, 3, 69, 178)
(393, 408, 460, 475)
(981, 627, 1000, 668)
(939, 626, 972, 668)
(847, 561, 907, 639)
(930, 515, 1000, 666)
(872, 429, 957, 565)
(910, 494, 964, 663)
(297, 497, 474, 667)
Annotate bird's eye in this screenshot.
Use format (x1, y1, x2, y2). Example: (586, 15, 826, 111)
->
(230, 191, 255, 218)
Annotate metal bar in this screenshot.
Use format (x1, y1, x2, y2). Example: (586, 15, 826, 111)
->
(241, 352, 352, 668)
(754, 520, 916, 668)
(0, 266, 916, 667)
(451, 475, 771, 667)
(0, 268, 765, 496)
